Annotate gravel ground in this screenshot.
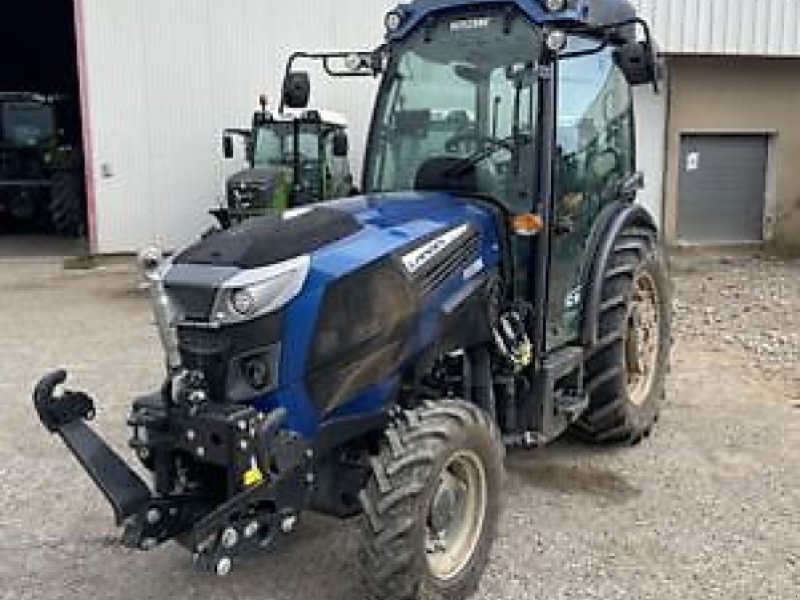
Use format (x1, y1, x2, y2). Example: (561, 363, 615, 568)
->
(672, 252, 800, 400)
(0, 251, 798, 600)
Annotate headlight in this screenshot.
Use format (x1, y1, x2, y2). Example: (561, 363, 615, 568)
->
(211, 255, 311, 324)
(230, 288, 257, 315)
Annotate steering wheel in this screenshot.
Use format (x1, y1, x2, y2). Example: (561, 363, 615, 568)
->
(444, 132, 515, 155)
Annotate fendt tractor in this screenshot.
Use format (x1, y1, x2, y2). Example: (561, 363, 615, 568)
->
(33, 1, 670, 598)
(0, 92, 84, 235)
(214, 96, 354, 227)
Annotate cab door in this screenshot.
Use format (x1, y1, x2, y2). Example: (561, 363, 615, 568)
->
(546, 38, 637, 350)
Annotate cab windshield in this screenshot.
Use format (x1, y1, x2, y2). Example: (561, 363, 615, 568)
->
(253, 122, 320, 167)
(365, 9, 543, 211)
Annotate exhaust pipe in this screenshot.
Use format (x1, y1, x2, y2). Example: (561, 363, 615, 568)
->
(137, 247, 180, 371)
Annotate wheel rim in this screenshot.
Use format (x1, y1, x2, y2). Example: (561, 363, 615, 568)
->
(425, 449, 487, 582)
(625, 270, 661, 406)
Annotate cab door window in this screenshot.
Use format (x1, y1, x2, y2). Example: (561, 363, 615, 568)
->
(547, 38, 635, 349)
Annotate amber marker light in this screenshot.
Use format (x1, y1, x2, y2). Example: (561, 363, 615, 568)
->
(510, 213, 544, 236)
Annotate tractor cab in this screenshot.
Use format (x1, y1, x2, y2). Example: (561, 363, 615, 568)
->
(0, 95, 57, 148)
(216, 103, 353, 227)
(0, 92, 84, 234)
(283, 0, 660, 348)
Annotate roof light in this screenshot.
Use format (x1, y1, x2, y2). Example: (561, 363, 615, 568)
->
(543, 0, 567, 12)
(385, 10, 404, 33)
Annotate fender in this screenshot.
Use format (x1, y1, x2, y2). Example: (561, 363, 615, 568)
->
(580, 201, 657, 347)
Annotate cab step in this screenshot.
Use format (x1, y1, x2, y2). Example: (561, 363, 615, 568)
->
(527, 345, 587, 443)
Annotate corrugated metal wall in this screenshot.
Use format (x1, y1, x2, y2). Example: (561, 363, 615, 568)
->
(81, 0, 797, 251)
(633, 0, 800, 56)
(81, 0, 394, 252)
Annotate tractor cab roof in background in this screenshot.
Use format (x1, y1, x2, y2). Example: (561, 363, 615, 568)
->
(0, 91, 55, 104)
(264, 109, 348, 129)
(386, 0, 637, 43)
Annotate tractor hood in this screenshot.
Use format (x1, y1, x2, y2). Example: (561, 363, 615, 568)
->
(227, 166, 282, 189)
(177, 192, 501, 274)
(163, 192, 503, 426)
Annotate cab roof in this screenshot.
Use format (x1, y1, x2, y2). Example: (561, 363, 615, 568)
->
(273, 108, 348, 128)
(387, 0, 637, 43)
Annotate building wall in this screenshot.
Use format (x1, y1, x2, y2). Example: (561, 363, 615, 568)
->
(633, 0, 800, 56)
(79, 0, 394, 253)
(633, 83, 667, 226)
(664, 56, 800, 253)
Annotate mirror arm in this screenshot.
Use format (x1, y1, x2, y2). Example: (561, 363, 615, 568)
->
(560, 40, 609, 61)
(564, 16, 659, 86)
(618, 171, 645, 201)
(223, 128, 251, 139)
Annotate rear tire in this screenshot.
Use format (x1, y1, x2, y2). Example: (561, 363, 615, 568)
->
(358, 400, 504, 600)
(50, 169, 85, 237)
(573, 227, 672, 444)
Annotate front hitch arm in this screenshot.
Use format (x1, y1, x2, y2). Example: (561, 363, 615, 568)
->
(32, 370, 311, 566)
(32, 370, 153, 524)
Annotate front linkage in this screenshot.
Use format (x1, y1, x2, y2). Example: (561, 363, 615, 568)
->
(33, 370, 312, 576)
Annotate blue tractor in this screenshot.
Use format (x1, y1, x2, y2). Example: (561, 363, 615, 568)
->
(33, 1, 669, 598)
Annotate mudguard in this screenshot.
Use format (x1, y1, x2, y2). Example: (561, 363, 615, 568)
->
(580, 201, 657, 347)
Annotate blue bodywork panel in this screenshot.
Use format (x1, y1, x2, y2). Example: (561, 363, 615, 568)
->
(386, 0, 637, 42)
(253, 192, 501, 437)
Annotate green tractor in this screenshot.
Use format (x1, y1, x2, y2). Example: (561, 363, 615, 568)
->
(0, 92, 84, 236)
(214, 98, 353, 227)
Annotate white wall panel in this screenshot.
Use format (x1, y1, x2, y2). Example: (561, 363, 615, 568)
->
(82, 0, 394, 253)
(633, 0, 800, 56)
(634, 84, 667, 227)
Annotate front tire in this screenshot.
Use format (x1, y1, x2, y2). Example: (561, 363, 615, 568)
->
(573, 226, 672, 444)
(50, 169, 85, 237)
(358, 400, 504, 600)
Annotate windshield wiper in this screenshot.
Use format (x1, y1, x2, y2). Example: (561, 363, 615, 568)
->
(445, 133, 531, 176)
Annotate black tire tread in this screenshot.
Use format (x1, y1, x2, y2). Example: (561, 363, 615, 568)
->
(573, 225, 671, 444)
(358, 399, 503, 600)
(49, 169, 85, 237)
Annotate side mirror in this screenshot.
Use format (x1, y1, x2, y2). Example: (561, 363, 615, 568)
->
(614, 41, 659, 87)
(282, 71, 311, 109)
(332, 130, 349, 157)
(222, 134, 234, 159)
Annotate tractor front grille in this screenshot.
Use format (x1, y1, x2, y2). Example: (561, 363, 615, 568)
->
(0, 150, 22, 178)
(417, 231, 481, 296)
(176, 311, 283, 404)
(0, 148, 44, 180)
(228, 182, 267, 215)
